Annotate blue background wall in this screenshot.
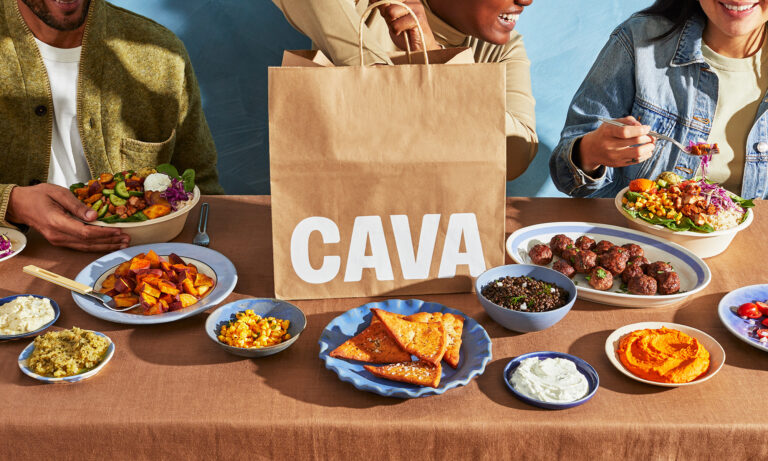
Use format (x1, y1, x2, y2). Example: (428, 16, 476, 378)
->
(112, 0, 654, 196)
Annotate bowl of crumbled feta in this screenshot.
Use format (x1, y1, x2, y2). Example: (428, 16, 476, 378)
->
(0, 294, 60, 340)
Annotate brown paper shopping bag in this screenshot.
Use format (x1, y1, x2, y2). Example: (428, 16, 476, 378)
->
(269, 1, 507, 300)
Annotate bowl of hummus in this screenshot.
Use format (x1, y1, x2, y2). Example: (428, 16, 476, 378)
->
(0, 294, 60, 340)
(605, 322, 725, 387)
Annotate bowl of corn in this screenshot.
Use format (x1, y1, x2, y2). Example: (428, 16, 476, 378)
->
(205, 298, 306, 357)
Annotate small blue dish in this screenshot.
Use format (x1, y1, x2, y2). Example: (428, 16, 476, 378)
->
(206, 298, 307, 358)
(718, 284, 768, 353)
(475, 264, 577, 332)
(0, 294, 60, 340)
(503, 351, 599, 410)
(18, 330, 115, 383)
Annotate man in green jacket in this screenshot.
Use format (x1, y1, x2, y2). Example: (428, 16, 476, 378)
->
(1, 0, 223, 251)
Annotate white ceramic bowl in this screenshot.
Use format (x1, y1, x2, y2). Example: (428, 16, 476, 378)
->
(614, 186, 753, 258)
(89, 186, 200, 246)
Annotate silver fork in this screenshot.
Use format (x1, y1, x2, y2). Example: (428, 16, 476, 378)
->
(23, 265, 140, 312)
(597, 117, 718, 156)
(193, 202, 210, 247)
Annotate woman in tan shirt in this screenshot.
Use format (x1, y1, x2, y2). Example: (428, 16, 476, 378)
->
(271, 0, 538, 181)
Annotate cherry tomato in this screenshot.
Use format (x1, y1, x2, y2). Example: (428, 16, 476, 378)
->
(756, 301, 768, 316)
(762, 318, 768, 327)
(738, 302, 762, 319)
(755, 329, 768, 341)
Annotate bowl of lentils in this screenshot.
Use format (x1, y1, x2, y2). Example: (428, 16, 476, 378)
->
(475, 264, 577, 332)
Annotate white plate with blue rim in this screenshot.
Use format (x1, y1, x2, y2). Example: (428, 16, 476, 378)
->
(718, 284, 768, 353)
(506, 222, 711, 308)
(18, 330, 115, 383)
(0, 294, 60, 340)
(0, 227, 27, 263)
(72, 243, 237, 324)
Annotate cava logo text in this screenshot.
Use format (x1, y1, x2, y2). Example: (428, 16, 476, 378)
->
(290, 214, 487, 284)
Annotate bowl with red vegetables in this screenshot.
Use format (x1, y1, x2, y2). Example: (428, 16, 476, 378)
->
(69, 164, 200, 246)
(614, 170, 754, 258)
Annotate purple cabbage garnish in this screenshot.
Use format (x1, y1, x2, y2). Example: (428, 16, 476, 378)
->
(0, 234, 13, 258)
(160, 177, 192, 211)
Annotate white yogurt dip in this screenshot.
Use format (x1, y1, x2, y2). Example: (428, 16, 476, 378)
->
(143, 173, 172, 192)
(0, 296, 55, 335)
(510, 357, 589, 403)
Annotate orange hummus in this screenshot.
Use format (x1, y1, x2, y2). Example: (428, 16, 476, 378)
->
(617, 327, 710, 384)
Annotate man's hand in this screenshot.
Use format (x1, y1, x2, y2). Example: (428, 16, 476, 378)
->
(576, 116, 656, 174)
(7, 184, 130, 252)
(372, 0, 441, 52)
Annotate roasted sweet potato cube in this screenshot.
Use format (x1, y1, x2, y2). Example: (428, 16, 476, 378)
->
(113, 294, 139, 308)
(181, 278, 198, 296)
(104, 289, 120, 298)
(143, 203, 172, 220)
(145, 250, 161, 269)
(160, 261, 173, 272)
(159, 293, 174, 304)
(168, 301, 184, 311)
(114, 276, 136, 294)
(186, 264, 198, 275)
(129, 258, 151, 273)
(158, 298, 170, 313)
(178, 293, 198, 308)
(172, 264, 189, 273)
(144, 303, 164, 316)
(140, 292, 158, 308)
(115, 261, 132, 277)
(193, 273, 214, 288)
(101, 274, 117, 291)
(133, 253, 146, 261)
(169, 253, 185, 266)
(196, 285, 210, 296)
(156, 279, 180, 296)
(141, 283, 162, 298)
(148, 269, 164, 277)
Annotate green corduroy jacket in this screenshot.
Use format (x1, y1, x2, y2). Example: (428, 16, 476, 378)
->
(0, 0, 223, 227)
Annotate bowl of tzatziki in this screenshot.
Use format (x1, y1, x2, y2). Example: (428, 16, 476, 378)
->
(503, 351, 599, 410)
(0, 294, 60, 340)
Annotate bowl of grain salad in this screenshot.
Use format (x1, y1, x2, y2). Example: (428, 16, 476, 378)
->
(475, 264, 577, 332)
(205, 298, 306, 358)
(18, 327, 114, 383)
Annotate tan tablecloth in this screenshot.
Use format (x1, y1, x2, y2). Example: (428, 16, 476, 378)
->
(1, 197, 766, 460)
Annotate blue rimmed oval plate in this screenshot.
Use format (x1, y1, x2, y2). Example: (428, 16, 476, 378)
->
(72, 243, 237, 324)
(503, 351, 599, 410)
(506, 222, 711, 308)
(18, 330, 115, 383)
(318, 299, 492, 398)
(0, 294, 60, 340)
(718, 284, 768, 353)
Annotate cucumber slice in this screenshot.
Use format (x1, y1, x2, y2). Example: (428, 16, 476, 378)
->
(101, 214, 121, 223)
(109, 194, 127, 206)
(91, 199, 102, 211)
(102, 188, 114, 196)
(97, 203, 108, 218)
(115, 181, 130, 198)
(128, 190, 144, 197)
(125, 211, 148, 222)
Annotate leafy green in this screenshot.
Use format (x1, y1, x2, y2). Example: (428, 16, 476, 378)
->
(181, 169, 195, 193)
(624, 191, 643, 203)
(596, 268, 608, 279)
(623, 206, 715, 233)
(156, 163, 180, 179)
(69, 182, 84, 194)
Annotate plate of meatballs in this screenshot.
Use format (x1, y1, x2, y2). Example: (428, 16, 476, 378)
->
(506, 222, 711, 308)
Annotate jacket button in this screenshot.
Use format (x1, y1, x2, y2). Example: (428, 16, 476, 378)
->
(757, 142, 768, 153)
(28, 179, 41, 186)
(34, 105, 47, 116)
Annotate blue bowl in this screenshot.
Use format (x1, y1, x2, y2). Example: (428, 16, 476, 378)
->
(503, 351, 599, 410)
(19, 330, 115, 383)
(205, 298, 307, 358)
(0, 294, 60, 340)
(475, 264, 577, 332)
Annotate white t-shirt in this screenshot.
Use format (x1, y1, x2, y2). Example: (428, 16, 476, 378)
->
(35, 38, 90, 187)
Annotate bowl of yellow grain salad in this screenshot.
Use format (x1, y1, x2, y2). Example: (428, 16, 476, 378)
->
(205, 299, 306, 357)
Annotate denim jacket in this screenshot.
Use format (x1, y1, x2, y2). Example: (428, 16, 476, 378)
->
(549, 13, 768, 199)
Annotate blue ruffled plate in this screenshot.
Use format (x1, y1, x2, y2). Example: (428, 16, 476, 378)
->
(318, 299, 492, 398)
(718, 284, 768, 353)
(18, 330, 115, 383)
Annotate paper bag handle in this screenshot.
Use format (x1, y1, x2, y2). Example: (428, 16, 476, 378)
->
(359, 1, 430, 66)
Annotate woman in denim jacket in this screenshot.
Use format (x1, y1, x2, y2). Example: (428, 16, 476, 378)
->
(550, 0, 768, 199)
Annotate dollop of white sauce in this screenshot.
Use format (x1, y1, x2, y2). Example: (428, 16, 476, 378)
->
(143, 173, 172, 192)
(510, 357, 589, 403)
(0, 296, 55, 335)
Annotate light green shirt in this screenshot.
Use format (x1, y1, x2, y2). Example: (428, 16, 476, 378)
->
(702, 38, 768, 192)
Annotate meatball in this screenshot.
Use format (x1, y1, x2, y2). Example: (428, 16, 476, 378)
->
(572, 250, 597, 274)
(657, 271, 681, 295)
(575, 235, 596, 251)
(552, 259, 575, 278)
(588, 266, 613, 291)
(549, 234, 574, 257)
(621, 243, 644, 258)
(621, 262, 645, 284)
(529, 244, 553, 265)
(599, 249, 628, 276)
(646, 261, 674, 280)
(628, 275, 658, 295)
(561, 247, 580, 265)
(626, 256, 650, 271)
(593, 240, 616, 254)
